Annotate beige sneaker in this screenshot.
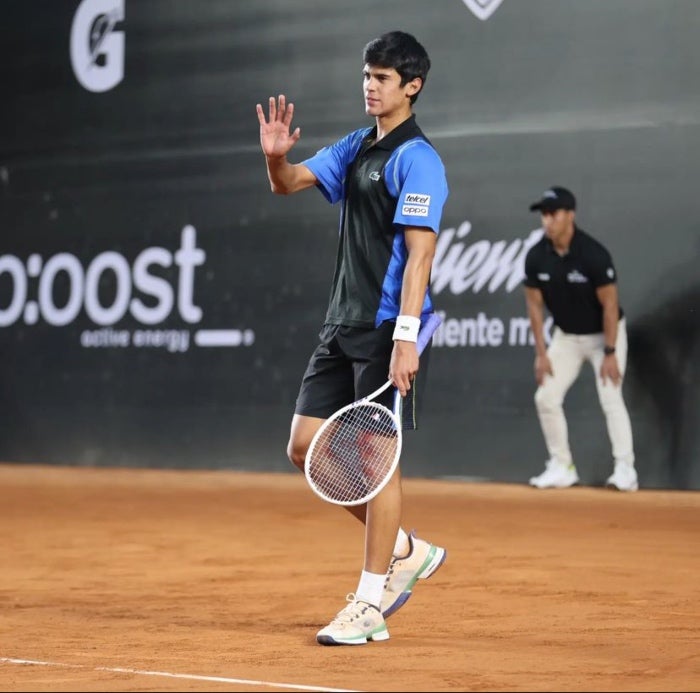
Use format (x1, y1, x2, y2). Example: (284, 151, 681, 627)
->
(380, 530, 446, 618)
(316, 594, 389, 646)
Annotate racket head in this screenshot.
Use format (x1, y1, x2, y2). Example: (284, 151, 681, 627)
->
(304, 399, 402, 506)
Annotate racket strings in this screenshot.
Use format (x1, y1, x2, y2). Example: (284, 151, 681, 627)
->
(307, 402, 399, 504)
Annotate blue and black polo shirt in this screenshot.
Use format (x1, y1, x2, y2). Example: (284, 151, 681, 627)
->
(303, 114, 448, 329)
(523, 226, 624, 334)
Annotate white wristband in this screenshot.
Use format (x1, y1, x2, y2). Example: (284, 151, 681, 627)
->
(392, 315, 421, 343)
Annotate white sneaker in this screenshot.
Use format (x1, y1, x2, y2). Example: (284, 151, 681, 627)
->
(529, 459, 580, 489)
(380, 530, 446, 618)
(316, 594, 389, 646)
(606, 464, 639, 492)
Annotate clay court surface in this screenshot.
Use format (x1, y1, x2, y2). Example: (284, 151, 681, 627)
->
(0, 463, 698, 692)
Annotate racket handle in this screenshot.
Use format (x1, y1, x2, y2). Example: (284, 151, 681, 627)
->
(416, 312, 442, 355)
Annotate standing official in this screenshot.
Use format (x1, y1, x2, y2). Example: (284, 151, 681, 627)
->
(523, 186, 638, 491)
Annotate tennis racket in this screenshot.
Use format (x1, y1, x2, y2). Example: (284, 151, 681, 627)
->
(304, 312, 442, 507)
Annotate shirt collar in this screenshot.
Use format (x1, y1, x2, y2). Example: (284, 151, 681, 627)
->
(364, 114, 419, 150)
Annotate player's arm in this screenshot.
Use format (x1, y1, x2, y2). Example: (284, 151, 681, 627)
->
(256, 95, 318, 194)
(264, 157, 317, 195)
(596, 283, 619, 351)
(524, 286, 547, 358)
(524, 286, 552, 385)
(596, 283, 622, 385)
(390, 226, 437, 397)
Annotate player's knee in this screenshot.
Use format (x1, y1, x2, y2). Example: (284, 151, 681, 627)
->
(599, 392, 625, 416)
(535, 387, 559, 413)
(286, 440, 305, 472)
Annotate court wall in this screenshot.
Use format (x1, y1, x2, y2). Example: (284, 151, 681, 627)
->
(1, 0, 699, 489)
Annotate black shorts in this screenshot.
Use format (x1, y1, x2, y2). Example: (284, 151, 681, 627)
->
(294, 321, 431, 430)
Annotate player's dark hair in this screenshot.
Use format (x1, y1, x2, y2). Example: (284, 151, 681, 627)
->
(363, 30, 431, 104)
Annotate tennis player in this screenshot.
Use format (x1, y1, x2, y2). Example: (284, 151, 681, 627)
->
(256, 30, 448, 645)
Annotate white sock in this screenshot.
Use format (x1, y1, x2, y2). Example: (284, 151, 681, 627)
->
(393, 527, 410, 558)
(355, 570, 386, 609)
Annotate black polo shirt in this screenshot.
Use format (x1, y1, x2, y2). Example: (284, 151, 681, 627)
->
(303, 115, 447, 328)
(523, 226, 624, 334)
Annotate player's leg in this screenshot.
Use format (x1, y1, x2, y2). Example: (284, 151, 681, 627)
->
(316, 485, 395, 645)
(316, 322, 447, 643)
(588, 319, 637, 490)
(315, 325, 396, 644)
(348, 323, 411, 589)
(365, 462, 403, 581)
(287, 414, 324, 472)
(288, 325, 371, 523)
(348, 323, 445, 618)
(288, 324, 355, 471)
(287, 326, 388, 645)
(530, 328, 584, 488)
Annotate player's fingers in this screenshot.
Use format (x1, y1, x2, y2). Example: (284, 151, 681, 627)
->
(390, 371, 407, 396)
(277, 94, 286, 120)
(256, 103, 266, 125)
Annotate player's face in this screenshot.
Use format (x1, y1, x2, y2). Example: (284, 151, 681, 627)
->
(541, 209, 574, 242)
(363, 64, 418, 117)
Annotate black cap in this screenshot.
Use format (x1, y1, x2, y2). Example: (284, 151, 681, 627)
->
(529, 186, 577, 212)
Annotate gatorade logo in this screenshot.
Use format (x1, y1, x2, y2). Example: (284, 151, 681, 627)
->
(70, 0, 125, 93)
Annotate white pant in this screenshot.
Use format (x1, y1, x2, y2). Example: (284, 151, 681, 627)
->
(534, 318, 635, 467)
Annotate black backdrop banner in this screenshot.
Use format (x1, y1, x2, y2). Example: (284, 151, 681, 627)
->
(2, 0, 699, 489)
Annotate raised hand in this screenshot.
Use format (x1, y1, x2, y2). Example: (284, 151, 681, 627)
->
(256, 94, 301, 158)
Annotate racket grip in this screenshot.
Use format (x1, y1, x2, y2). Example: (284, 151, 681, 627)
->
(416, 312, 442, 355)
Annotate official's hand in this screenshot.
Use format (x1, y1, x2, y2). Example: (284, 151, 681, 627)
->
(256, 95, 301, 158)
(600, 354, 622, 386)
(534, 354, 553, 386)
(390, 341, 419, 398)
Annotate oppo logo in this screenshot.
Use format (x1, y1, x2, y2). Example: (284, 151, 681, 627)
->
(70, 0, 125, 93)
(401, 205, 429, 217)
(0, 226, 204, 328)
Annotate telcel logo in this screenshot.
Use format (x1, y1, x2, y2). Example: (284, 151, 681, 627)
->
(404, 193, 431, 205)
(70, 0, 125, 93)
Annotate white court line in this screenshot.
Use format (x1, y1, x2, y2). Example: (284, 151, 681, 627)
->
(0, 657, 360, 693)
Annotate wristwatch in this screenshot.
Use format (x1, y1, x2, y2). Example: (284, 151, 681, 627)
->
(603, 345, 616, 355)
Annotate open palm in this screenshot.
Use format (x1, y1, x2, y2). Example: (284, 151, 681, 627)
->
(256, 95, 301, 157)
